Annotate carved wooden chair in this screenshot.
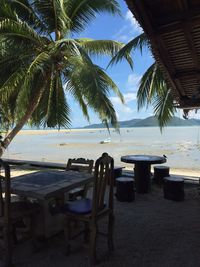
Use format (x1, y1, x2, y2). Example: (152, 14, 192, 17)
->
(62, 153, 114, 264)
(66, 158, 94, 200)
(0, 160, 40, 267)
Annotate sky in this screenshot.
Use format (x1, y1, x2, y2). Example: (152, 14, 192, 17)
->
(68, 0, 200, 127)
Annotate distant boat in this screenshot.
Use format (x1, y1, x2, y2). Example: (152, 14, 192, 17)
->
(100, 137, 111, 144)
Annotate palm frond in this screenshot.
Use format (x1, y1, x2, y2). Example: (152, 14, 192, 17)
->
(137, 63, 158, 109)
(30, 72, 71, 128)
(78, 39, 133, 67)
(78, 44, 124, 102)
(137, 62, 176, 130)
(0, 18, 45, 46)
(45, 74, 71, 128)
(108, 33, 148, 68)
(63, 71, 90, 121)
(27, 52, 51, 74)
(14, 51, 53, 116)
(153, 89, 176, 130)
(10, 0, 50, 35)
(0, 68, 25, 103)
(0, 104, 14, 131)
(65, 51, 121, 129)
(0, 0, 18, 22)
(65, 0, 121, 33)
(33, 0, 70, 38)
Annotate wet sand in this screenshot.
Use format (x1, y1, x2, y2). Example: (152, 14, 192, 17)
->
(3, 128, 200, 178)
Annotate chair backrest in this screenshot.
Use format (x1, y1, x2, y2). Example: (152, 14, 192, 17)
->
(92, 153, 114, 217)
(0, 159, 11, 218)
(66, 158, 94, 173)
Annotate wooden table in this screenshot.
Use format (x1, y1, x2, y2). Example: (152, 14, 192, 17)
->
(11, 170, 93, 237)
(121, 155, 166, 193)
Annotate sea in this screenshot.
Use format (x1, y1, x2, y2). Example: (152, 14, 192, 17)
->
(3, 126, 200, 171)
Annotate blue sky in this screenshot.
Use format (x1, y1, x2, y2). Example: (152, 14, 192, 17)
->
(66, 0, 153, 127)
(68, 0, 198, 127)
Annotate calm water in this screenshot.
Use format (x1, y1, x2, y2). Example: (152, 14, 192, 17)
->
(3, 127, 200, 171)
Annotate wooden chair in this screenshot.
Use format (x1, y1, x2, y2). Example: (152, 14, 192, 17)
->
(0, 159, 40, 267)
(62, 153, 114, 264)
(66, 158, 94, 200)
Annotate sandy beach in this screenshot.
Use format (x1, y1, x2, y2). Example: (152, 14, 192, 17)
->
(14, 128, 102, 135)
(2, 127, 200, 179)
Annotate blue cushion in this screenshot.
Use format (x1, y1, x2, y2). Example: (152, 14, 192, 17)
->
(61, 198, 92, 215)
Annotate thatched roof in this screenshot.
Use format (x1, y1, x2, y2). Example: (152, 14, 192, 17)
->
(125, 0, 200, 111)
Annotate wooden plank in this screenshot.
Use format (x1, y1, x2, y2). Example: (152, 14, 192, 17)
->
(2, 158, 66, 170)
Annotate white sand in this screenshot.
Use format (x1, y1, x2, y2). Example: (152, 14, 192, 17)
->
(15, 128, 102, 135)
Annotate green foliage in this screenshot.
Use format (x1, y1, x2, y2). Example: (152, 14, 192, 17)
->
(65, 0, 121, 34)
(137, 63, 176, 130)
(0, 0, 128, 133)
(108, 33, 148, 69)
(110, 33, 176, 129)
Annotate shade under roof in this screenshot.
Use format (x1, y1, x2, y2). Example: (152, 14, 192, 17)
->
(125, 0, 200, 110)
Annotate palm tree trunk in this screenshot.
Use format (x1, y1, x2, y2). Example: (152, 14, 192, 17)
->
(0, 86, 46, 157)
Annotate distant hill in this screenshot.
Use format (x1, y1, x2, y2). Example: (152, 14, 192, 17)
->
(84, 118, 141, 129)
(133, 116, 199, 127)
(84, 116, 200, 128)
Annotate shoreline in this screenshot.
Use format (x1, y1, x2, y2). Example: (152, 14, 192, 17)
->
(3, 127, 199, 178)
(9, 125, 200, 136)
(12, 128, 105, 135)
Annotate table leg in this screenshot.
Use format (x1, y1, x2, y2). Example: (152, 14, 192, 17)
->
(134, 163, 151, 193)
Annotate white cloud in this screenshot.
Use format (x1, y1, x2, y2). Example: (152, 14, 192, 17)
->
(186, 110, 200, 119)
(113, 28, 131, 42)
(109, 92, 137, 121)
(125, 11, 143, 34)
(115, 105, 136, 121)
(127, 73, 142, 91)
(113, 11, 143, 42)
(110, 92, 136, 105)
(110, 96, 122, 105)
(124, 92, 137, 103)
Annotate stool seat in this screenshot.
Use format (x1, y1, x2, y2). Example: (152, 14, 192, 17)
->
(116, 177, 135, 202)
(122, 170, 135, 178)
(116, 177, 133, 182)
(165, 176, 183, 182)
(154, 166, 170, 184)
(108, 166, 125, 186)
(114, 167, 124, 177)
(163, 176, 184, 201)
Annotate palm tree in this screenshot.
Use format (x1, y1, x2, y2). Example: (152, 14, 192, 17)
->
(0, 0, 132, 156)
(109, 32, 177, 129)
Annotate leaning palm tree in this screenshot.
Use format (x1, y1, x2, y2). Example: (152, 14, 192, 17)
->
(109, 32, 177, 129)
(0, 0, 132, 156)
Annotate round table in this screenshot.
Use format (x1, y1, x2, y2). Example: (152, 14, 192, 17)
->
(121, 155, 166, 193)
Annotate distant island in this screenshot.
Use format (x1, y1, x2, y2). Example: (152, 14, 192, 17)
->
(84, 116, 200, 128)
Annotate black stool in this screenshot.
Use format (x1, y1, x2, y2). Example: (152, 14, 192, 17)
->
(154, 166, 170, 184)
(163, 176, 184, 201)
(108, 166, 124, 185)
(116, 177, 135, 202)
(114, 166, 124, 178)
